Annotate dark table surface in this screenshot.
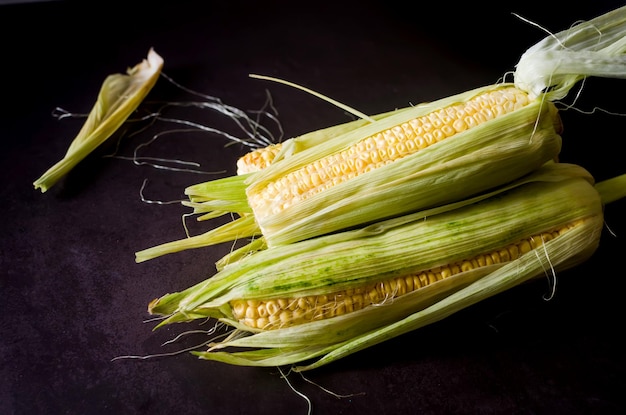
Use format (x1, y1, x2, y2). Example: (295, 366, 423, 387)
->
(2, 1, 626, 414)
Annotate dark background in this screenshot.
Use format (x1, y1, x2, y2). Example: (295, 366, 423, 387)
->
(2, 1, 626, 414)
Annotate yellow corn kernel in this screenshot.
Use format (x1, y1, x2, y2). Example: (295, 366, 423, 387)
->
(236, 143, 283, 175)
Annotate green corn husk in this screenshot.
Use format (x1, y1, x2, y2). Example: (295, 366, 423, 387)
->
(147, 163, 626, 371)
(34, 49, 163, 193)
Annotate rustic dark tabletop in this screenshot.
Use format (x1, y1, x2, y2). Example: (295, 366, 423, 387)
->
(2, 1, 626, 414)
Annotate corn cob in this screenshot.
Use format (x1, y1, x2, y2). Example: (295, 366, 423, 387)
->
(245, 85, 550, 243)
(148, 163, 626, 371)
(134, 6, 626, 262)
(228, 220, 578, 331)
(137, 83, 562, 261)
(233, 85, 522, 175)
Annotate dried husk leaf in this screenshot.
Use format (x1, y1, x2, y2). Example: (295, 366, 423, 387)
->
(33, 49, 163, 192)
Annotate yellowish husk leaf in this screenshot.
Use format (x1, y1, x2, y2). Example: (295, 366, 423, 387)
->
(33, 49, 163, 193)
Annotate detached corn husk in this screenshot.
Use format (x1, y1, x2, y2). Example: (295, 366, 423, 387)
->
(148, 163, 625, 371)
(33, 49, 163, 193)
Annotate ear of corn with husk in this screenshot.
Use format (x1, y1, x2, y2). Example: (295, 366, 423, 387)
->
(137, 85, 563, 261)
(135, 6, 626, 262)
(147, 163, 626, 371)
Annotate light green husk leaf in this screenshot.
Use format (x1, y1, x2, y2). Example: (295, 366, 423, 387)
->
(33, 49, 164, 193)
(215, 236, 267, 271)
(134, 214, 260, 264)
(184, 173, 253, 214)
(595, 173, 626, 204)
(134, 173, 260, 263)
(514, 5, 626, 100)
(147, 163, 622, 370)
